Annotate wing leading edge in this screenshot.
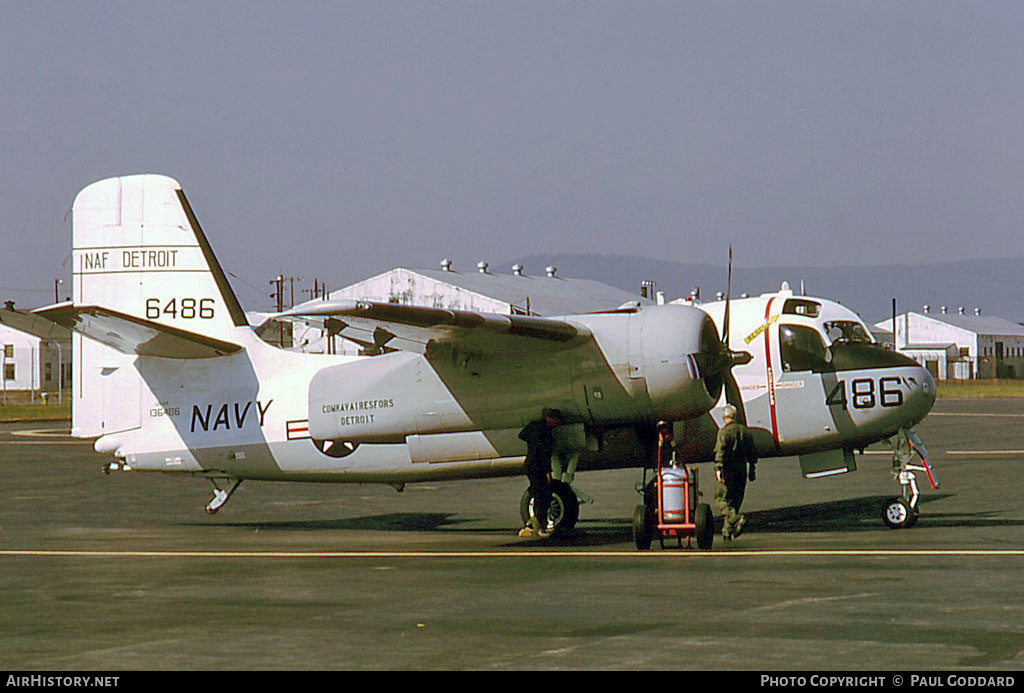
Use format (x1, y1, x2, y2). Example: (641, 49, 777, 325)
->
(279, 300, 591, 354)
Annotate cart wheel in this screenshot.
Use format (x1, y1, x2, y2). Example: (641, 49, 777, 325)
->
(633, 504, 653, 551)
(695, 503, 714, 550)
(882, 496, 915, 529)
(520, 481, 580, 533)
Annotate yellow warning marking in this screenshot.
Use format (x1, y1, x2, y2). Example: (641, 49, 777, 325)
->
(2, 549, 1024, 559)
(744, 315, 779, 345)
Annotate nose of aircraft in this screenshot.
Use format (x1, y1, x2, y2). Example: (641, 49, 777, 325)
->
(906, 363, 936, 426)
(922, 366, 937, 407)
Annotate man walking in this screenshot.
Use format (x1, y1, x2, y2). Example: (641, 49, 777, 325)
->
(714, 404, 757, 540)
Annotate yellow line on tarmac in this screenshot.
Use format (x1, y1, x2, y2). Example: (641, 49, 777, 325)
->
(0, 441, 93, 445)
(2, 549, 1024, 559)
(946, 450, 1024, 456)
(9, 428, 73, 437)
(863, 449, 1024, 456)
(929, 412, 1024, 418)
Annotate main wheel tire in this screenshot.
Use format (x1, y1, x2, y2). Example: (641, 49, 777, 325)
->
(695, 502, 714, 550)
(519, 480, 580, 532)
(882, 496, 915, 529)
(633, 504, 653, 551)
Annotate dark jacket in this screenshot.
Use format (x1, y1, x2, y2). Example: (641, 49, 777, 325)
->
(519, 420, 554, 480)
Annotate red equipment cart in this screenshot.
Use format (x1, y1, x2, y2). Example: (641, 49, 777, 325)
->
(633, 446, 714, 551)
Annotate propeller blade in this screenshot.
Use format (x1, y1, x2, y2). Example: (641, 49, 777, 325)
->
(723, 245, 733, 345)
(694, 246, 753, 419)
(720, 246, 751, 424)
(723, 370, 747, 425)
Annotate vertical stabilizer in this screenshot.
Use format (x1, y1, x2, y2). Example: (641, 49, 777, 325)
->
(72, 174, 246, 333)
(71, 175, 248, 437)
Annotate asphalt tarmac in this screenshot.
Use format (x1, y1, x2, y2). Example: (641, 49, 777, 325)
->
(2, 398, 1024, 671)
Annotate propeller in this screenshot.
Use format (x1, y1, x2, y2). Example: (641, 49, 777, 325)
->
(699, 245, 752, 423)
(722, 246, 753, 423)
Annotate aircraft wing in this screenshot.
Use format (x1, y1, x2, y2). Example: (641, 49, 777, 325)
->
(34, 304, 243, 359)
(279, 300, 590, 355)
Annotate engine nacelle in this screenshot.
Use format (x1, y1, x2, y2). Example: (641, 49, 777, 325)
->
(614, 304, 720, 420)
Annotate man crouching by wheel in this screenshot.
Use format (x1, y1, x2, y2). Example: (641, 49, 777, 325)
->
(517, 408, 562, 538)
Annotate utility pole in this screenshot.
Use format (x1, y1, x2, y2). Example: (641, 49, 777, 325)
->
(269, 275, 284, 312)
(270, 274, 306, 347)
(288, 276, 303, 308)
(269, 275, 284, 346)
(302, 278, 325, 302)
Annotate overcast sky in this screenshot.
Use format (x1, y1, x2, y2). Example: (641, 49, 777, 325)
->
(3, 1, 1023, 310)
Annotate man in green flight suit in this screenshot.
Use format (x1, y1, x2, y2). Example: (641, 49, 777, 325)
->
(714, 404, 757, 540)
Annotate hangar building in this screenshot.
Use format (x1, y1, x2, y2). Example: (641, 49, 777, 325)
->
(288, 261, 652, 354)
(0, 306, 72, 402)
(874, 306, 1024, 380)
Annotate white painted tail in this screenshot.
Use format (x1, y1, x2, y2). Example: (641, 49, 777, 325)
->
(71, 175, 250, 437)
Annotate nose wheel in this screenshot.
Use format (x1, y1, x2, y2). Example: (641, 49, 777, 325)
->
(882, 495, 918, 529)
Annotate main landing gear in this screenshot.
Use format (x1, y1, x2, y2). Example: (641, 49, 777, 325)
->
(519, 480, 581, 535)
(882, 427, 939, 529)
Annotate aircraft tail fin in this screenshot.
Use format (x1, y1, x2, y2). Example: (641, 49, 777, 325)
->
(72, 175, 248, 335)
(70, 175, 251, 438)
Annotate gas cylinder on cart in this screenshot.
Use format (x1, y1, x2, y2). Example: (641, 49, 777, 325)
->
(660, 465, 697, 522)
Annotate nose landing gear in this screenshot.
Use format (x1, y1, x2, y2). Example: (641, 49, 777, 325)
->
(883, 427, 938, 529)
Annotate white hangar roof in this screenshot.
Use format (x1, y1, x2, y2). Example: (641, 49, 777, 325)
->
(875, 311, 1024, 338)
(326, 265, 653, 316)
(918, 312, 1024, 337)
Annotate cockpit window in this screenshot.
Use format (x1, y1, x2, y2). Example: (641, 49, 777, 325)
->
(782, 298, 821, 318)
(779, 324, 830, 372)
(824, 320, 873, 344)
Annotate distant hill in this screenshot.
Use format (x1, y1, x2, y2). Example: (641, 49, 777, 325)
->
(506, 254, 1024, 324)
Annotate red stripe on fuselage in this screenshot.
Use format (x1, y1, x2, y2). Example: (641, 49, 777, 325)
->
(763, 298, 781, 452)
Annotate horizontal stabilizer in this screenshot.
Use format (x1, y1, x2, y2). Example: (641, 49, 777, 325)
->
(0, 303, 72, 341)
(36, 304, 243, 359)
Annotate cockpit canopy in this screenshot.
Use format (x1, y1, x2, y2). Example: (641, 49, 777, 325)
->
(776, 296, 910, 373)
(824, 320, 873, 344)
(780, 324, 831, 372)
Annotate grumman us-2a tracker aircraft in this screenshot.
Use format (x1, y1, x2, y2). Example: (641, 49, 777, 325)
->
(3, 175, 938, 543)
